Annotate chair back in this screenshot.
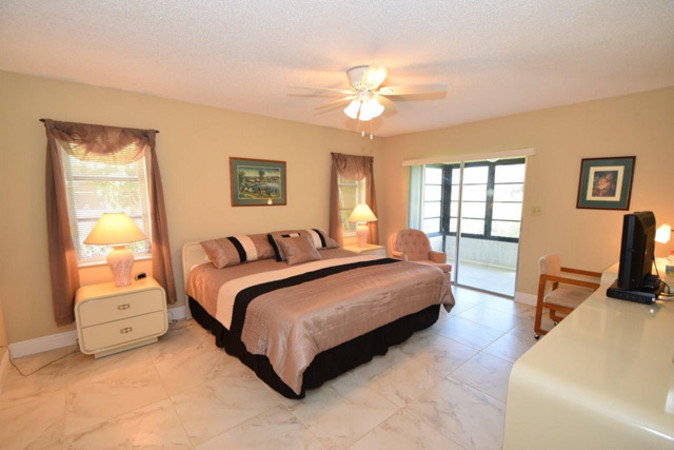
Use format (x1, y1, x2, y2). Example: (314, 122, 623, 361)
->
(391, 229, 431, 261)
(538, 254, 562, 277)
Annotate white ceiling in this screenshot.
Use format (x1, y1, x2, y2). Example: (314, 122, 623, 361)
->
(1, 0, 673, 137)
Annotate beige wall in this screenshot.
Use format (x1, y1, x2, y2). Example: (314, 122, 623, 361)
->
(380, 87, 674, 296)
(0, 71, 383, 343)
(0, 298, 7, 348)
(1, 69, 672, 343)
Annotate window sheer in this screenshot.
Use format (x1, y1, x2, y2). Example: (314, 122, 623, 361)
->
(338, 175, 366, 235)
(61, 151, 152, 263)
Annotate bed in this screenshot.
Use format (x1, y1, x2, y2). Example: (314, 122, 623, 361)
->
(182, 238, 454, 399)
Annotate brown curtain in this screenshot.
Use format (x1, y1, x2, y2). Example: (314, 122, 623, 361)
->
(44, 120, 177, 325)
(329, 152, 378, 246)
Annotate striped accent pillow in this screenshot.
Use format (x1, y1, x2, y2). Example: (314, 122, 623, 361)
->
(306, 229, 339, 250)
(267, 229, 339, 262)
(200, 233, 276, 269)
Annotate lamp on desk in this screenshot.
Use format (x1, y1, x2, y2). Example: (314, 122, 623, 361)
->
(348, 204, 377, 248)
(84, 212, 147, 287)
(656, 224, 671, 244)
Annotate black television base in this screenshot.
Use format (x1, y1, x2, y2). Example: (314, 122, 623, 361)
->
(606, 280, 664, 304)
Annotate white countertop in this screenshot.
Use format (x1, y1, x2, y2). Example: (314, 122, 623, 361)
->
(504, 260, 674, 448)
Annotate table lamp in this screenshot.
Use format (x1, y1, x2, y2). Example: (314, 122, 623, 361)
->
(84, 212, 147, 287)
(655, 224, 671, 244)
(348, 204, 378, 248)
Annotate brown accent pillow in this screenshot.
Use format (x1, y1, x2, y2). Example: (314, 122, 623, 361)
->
(200, 233, 276, 269)
(277, 234, 322, 266)
(267, 228, 338, 261)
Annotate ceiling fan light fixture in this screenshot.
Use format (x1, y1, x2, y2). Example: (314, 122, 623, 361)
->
(344, 99, 361, 119)
(364, 66, 388, 89)
(358, 98, 384, 121)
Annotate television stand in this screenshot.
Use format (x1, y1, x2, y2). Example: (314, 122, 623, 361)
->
(606, 279, 664, 304)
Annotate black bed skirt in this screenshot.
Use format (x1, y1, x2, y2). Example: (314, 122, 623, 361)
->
(189, 297, 441, 399)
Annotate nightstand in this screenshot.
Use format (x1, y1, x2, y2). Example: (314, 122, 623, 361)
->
(75, 277, 168, 358)
(343, 243, 387, 257)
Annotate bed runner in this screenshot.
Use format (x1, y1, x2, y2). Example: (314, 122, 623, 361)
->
(229, 257, 399, 338)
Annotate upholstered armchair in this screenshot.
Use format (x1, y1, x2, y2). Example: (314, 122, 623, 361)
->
(389, 229, 452, 285)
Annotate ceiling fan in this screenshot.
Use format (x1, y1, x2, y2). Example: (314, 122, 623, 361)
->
(290, 65, 447, 122)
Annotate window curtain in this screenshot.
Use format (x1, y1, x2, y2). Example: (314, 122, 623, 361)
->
(44, 119, 177, 325)
(329, 152, 378, 246)
(408, 165, 423, 229)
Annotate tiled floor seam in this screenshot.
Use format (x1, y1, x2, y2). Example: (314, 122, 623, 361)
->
(148, 353, 195, 447)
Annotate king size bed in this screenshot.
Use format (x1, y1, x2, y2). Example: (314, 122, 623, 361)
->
(182, 229, 454, 399)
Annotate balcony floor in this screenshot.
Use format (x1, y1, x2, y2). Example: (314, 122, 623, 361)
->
(450, 260, 517, 297)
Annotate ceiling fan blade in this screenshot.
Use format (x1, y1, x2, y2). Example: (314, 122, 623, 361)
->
(376, 95, 398, 114)
(288, 85, 354, 95)
(314, 97, 355, 110)
(378, 83, 447, 96)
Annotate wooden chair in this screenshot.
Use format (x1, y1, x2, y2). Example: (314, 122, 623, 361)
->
(534, 254, 601, 339)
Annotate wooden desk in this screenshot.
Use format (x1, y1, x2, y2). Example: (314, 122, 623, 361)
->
(504, 261, 674, 448)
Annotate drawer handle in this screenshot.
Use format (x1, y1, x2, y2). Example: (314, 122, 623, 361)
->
(120, 327, 133, 334)
(117, 304, 131, 310)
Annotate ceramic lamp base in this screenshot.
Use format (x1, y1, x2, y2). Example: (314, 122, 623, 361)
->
(107, 246, 134, 287)
(356, 223, 369, 248)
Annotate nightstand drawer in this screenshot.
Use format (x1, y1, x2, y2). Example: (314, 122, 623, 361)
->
(77, 288, 164, 327)
(80, 311, 167, 353)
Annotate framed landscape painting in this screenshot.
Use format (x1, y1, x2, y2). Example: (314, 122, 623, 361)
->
(230, 157, 286, 206)
(576, 156, 635, 210)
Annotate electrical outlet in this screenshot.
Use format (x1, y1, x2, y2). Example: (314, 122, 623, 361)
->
(532, 206, 542, 216)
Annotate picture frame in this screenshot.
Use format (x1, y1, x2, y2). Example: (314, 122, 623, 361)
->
(576, 156, 635, 210)
(230, 157, 287, 206)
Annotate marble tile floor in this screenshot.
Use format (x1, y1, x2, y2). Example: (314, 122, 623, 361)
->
(0, 287, 550, 449)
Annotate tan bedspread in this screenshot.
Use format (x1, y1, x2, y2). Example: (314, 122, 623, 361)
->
(186, 249, 454, 394)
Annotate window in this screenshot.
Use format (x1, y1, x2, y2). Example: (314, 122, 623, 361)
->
(422, 166, 443, 235)
(338, 174, 366, 234)
(419, 158, 525, 242)
(61, 152, 152, 263)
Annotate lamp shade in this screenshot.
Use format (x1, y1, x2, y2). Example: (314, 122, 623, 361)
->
(358, 98, 384, 121)
(348, 204, 377, 223)
(344, 99, 360, 119)
(656, 224, 672, 244)
(84, 212, 147, 246)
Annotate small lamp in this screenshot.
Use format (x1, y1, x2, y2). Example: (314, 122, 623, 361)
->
(656, 224, 672, 244)
(348, 204, 378, 248)
(84, 212, 147, 287)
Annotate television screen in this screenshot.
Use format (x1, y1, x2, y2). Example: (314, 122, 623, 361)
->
(617, 211, 656, 290)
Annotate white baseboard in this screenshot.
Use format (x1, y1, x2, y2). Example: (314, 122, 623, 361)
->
(515, 291, 537, 307)
(167, 305, 186, 322)
(8, 329, 78, 360)
(0, 347, 9, 393)
(8, 305, 187, 359)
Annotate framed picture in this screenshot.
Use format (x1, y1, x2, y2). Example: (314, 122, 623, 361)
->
(576, 156, 635, 210)
(230, 157, 286, 206)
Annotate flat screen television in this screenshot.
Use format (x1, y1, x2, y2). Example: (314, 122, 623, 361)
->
(617, 211, 656, 290)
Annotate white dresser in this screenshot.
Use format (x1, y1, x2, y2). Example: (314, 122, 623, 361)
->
(504, 261, 674, 448)
(75, 277, 168, 358)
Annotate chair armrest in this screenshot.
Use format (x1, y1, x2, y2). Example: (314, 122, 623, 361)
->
(429, 251, 447, 263)
(561, 267, 602, 278)
(540, 274, 600, 290)
(391, 251, 408, 261)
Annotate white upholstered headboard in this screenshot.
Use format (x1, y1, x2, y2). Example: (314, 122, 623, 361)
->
(181, 241, 210, 319)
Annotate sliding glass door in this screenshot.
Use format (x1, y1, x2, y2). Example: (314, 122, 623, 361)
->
(418, 157, 526, 297)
